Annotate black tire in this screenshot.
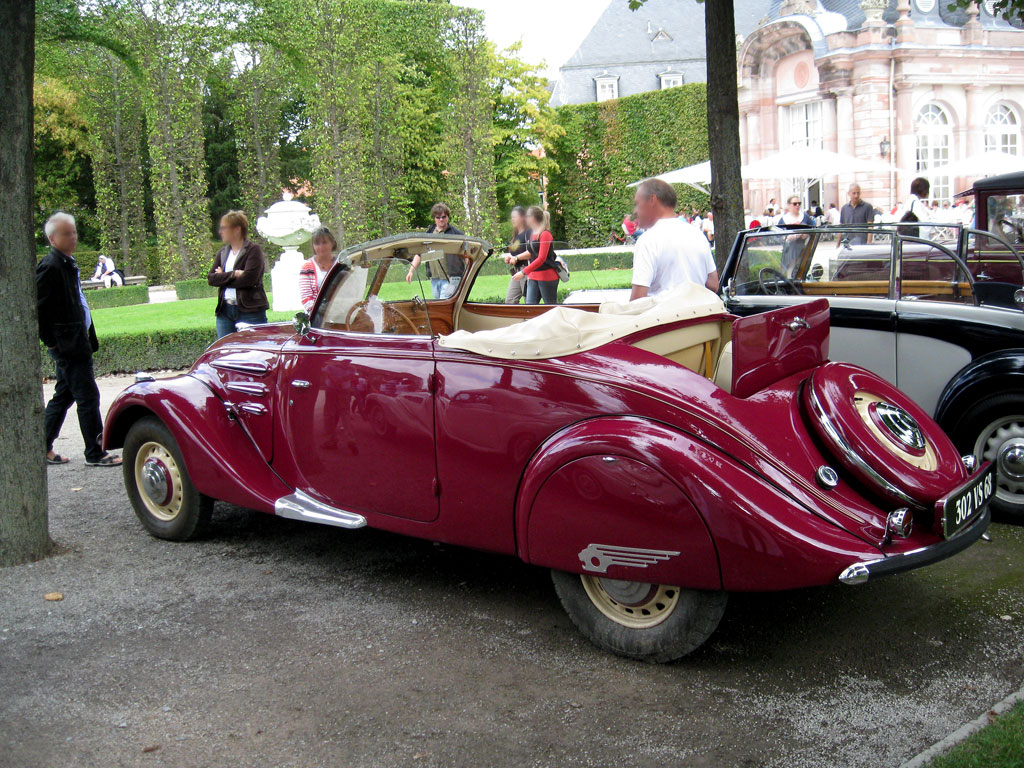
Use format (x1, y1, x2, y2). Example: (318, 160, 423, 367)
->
(551, 570, 727, 663)
(948, 394, 1024, 523)
(122, 416, 213, 541)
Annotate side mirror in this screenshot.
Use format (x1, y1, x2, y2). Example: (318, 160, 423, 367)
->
(293, 311, 312, 337)
(1014, 288, 1024, 310)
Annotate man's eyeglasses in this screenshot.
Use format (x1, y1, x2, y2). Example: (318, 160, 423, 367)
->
(434, 215, 449, 220)
(789, 201, 802, 206)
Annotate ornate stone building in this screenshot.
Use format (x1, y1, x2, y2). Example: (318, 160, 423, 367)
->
(739, 0, 1024, 214)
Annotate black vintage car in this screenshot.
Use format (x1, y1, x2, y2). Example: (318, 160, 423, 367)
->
(719, 209, 1024, 520)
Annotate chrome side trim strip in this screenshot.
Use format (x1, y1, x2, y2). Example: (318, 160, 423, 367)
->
(806, 385, 919, 508)
(225, 381, 268, 396)
(211, 360, 271, 376)
(274, 490, 367, 530)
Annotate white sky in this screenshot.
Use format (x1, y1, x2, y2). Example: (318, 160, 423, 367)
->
(457, 0, 610, 79)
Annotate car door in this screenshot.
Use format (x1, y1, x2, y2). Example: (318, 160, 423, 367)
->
(894, 237, 975, 415)
(724, 227, 899, 385)
(273, 258, 440, 522)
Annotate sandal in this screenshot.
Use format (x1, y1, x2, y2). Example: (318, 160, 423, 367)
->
(46, 453, 70, 465)
(85, 453, 122, 468)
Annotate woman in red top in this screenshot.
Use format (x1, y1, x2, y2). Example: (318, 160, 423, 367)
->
(512, 206, 559, 305)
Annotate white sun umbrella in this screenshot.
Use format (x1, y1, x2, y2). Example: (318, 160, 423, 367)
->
(629, 160, 710, 193)
(927, 150, 1024, 179)
(741, 146, 898, 179)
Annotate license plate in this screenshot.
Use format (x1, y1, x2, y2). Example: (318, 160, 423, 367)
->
(936, 464, 995, 538)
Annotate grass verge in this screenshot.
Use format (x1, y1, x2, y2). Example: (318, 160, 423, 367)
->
(925, 699, 1024, 768)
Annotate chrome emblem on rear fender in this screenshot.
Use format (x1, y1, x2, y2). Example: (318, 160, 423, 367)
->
(874, 402, 927, 451)
(578, 544, 681, 574)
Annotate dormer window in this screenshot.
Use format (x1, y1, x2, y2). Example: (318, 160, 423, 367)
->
(595, 73, 619, 102)
(659, 71, 683, 90)
(652, 28, 672, 42)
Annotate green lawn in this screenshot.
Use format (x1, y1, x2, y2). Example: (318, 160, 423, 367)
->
(91, 268, 636, 337)
(925, 700, 1024, 768)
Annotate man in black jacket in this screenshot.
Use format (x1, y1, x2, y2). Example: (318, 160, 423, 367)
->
(36, 212, 121, 467)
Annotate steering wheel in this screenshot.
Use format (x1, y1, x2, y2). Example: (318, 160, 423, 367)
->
(344, 300, 420, 335)
(999, 218, 1024, 244)
(758, 267, 800, 296)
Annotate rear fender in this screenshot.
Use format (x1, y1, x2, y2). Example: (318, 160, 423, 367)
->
(516, 417, 882, 591)
(104, 374, 292, 514)
(934, 350, 1024, 430)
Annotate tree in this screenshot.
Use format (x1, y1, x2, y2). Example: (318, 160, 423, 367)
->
(629, 0, 743, 264)
(949, 0, 1024, 22)
(0, 0, 51, 566)
(489, 42, 564, 215)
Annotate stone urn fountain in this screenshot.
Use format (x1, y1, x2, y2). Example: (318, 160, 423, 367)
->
(256, 198, 321, 312)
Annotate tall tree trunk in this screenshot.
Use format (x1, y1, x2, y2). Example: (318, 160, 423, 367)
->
(704, 0, 743, 271)
(0, 0, 51, 566)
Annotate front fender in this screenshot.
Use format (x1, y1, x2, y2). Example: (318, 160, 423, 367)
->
(104, 374, 292, 514)
(516, 416, 882, 591)
(934, 349, 1024, 428)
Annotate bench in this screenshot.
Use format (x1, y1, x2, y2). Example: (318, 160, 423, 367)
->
(81, 275, 147, 290)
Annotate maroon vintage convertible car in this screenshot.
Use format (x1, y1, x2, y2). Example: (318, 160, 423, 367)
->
(104, 233, 994, 662)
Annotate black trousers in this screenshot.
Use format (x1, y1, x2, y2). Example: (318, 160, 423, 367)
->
(44, 352, 104, 462)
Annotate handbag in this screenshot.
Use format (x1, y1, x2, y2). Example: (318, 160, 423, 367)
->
(555, 256, 570, 283)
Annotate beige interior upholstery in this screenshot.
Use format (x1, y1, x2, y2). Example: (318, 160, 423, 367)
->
(439, 284, 725, 360)
(713, 341, 733, 393)
(632, 323, 723, 376)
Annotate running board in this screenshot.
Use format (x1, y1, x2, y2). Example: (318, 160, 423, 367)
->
(274, 490, 367, 530)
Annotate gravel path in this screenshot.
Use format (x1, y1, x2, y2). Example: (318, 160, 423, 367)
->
(1, 372, 1022, 768)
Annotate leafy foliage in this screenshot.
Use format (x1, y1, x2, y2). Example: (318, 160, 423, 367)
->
(947, 0, 1024, 23)
(32, 78, 97, 247)
(489, 42, 563, 215)
(545, 84, 710, 247)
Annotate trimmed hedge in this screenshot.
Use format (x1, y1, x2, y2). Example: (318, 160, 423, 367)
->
(85, 284, 149, 310)
(41, 328, 218, 379)
(546, 84, 711, 248)
(176, 273, 272, 300)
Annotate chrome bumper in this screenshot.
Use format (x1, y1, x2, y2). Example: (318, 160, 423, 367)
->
(838, 507, 990, 585)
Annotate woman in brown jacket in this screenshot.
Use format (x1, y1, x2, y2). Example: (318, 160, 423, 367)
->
(208, 210, 270, 338)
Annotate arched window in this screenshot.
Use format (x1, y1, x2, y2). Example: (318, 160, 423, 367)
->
(986, 103, 1020, 155)
(916, 103, 951, 202)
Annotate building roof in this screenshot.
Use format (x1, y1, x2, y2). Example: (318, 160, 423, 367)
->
(561, 0, 768, 71)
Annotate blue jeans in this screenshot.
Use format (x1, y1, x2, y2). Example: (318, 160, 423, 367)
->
(526, 279, 558, 305)
(216, 304, 268, 339)
(430, 278, 449, 299)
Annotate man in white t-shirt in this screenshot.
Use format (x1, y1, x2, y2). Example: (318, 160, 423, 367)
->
(630, 178, 718, 301)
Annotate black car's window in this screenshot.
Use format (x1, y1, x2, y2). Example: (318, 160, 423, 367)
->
(731, 228, 893, 300)
(898, 240, 972, 305)
(988, 193, 1024, 242)
(313, 257, 434, 335)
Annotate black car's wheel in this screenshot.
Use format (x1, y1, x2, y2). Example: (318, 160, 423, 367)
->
(123, 416, 213, 540)
(551, 570, 727, 663)
(951, 394, 1024, 522)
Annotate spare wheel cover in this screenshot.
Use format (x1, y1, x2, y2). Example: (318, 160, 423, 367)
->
(803, 362, 966, 507)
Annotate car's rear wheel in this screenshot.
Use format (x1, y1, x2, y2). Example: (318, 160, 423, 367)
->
(551, 570, 727, 663)
(954, 394, 1024, 522)
(123, 416, 213, 540)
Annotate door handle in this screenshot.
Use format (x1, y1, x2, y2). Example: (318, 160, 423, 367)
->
(785, 318, 810, 332)
(291, 380, 311, 389)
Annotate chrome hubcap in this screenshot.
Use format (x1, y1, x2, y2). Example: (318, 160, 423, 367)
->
(141, 458, 171, 506)
(134, 442, 184, 522)
(975, 417, 1024, 505)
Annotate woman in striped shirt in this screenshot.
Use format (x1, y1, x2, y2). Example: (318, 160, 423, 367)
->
(299, 227, 339, 313)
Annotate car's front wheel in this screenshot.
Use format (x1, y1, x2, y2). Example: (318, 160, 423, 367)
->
(955, 394, 1024, 522)
(123, 416, 213, 540)
(551, 570, 727, 663)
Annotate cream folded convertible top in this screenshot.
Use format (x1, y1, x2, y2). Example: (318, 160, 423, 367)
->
(439, 283, 726, 360)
